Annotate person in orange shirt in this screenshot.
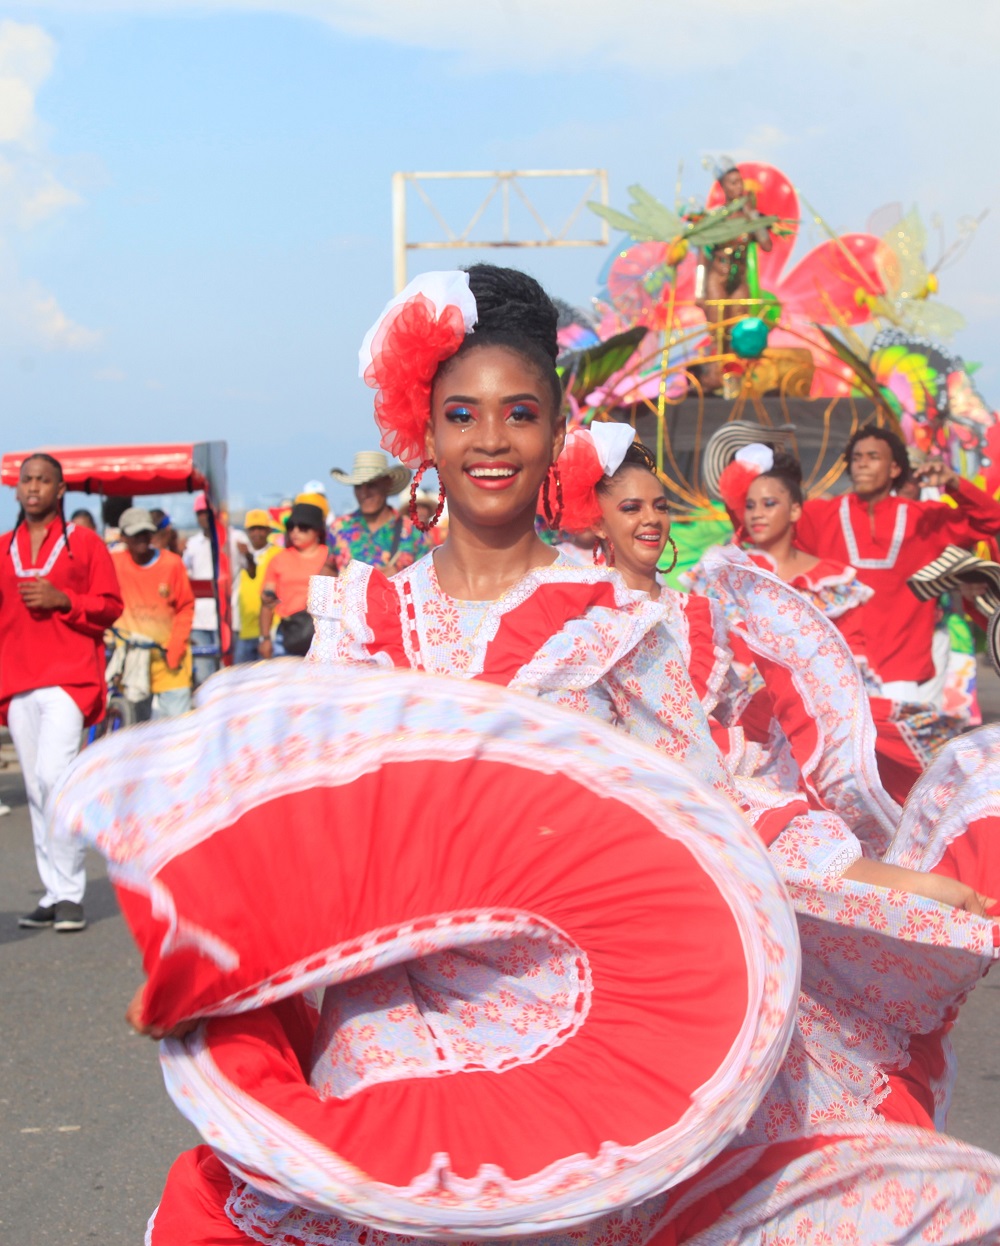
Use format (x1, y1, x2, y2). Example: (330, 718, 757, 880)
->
(258, 503, 330, 658)
(111, 508, 196, 719)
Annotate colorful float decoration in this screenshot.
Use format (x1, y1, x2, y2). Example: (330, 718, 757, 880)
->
(557, 159, 995, 514)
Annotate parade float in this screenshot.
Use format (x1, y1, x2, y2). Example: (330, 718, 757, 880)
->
(555, 159, 996, 522)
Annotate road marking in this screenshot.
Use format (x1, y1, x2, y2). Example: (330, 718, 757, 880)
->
(18, 1125, 82, 1134)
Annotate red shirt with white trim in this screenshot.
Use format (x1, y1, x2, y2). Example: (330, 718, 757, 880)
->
(0, 519, 123, 726)
(796, 480, 1000, 683)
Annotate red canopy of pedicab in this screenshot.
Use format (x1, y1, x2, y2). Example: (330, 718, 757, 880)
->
(1, 442, 224, 499)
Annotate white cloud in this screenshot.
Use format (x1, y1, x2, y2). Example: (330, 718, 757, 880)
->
(0, 243, 101, 349)
(11, 1, 1000, 72)
(0, 19, 54, 145)
(0, 21, 97, 351)
(729, 125, 791, 165)
(26, 284, 101, 349)
(94, 365, 126, 381)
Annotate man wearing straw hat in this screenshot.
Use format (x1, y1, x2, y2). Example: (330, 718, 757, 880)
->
(329, 451, 427, 574)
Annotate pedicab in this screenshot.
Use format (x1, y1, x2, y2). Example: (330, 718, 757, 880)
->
(2, 441, 232, 733)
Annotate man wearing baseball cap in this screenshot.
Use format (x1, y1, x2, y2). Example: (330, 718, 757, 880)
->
(111, 507, 195, 720)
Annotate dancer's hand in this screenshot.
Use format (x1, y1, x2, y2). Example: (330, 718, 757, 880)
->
(914, 873, 996, 915)
(843, 858, 997, 915)
(955, 887, 999, 917)
(913, 459, 960, 491)
(126, 982, 200, 1041)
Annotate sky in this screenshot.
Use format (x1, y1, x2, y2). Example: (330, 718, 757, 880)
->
(2, 0, 999, 527)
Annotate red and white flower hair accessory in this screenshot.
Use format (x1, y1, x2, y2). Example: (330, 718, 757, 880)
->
(717, 442, 774, 528)
(558, 422, 636, 532)
(359, 271, 479, 468)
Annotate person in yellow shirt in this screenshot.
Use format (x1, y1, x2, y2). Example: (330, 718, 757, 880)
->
(234, 509, 281, 663)
(111, 508, 195, 719)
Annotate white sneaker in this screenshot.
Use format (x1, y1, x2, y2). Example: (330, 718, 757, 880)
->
(0, 803, 11, 817)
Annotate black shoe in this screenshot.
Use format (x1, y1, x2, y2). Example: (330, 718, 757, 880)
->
(53, 901, 86, 932)
(18, 903, 56, 929)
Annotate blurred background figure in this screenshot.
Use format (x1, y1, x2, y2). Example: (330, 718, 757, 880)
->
(181, 491, 221, 688)
(101, 495, 133, 552)
(234, 508, 281, 663)
(258, 502, 328, 658)
(329, 451, 426, 574)
(556, 526, 599, 565)
(150, 508, 182, 555)
(110, 507, 195, 722)
(70, 508, 97, 532)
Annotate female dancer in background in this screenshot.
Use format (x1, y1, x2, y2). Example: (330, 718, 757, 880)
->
(558, 424, 1000, 1239)
(687, 443, 968, 802)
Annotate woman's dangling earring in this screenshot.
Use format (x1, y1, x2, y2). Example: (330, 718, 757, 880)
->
(606, 539, 616, 569)
(661, 535, 679, 574)
(592, 537, 604, 566)
(541, 464, 564, 529)
(409, 460, 446, 533)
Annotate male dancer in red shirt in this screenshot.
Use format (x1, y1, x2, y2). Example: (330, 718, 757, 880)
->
(796, 424, 1000, 799)
(0, 454, 122, 931)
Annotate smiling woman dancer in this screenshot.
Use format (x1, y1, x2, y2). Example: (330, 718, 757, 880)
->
(306, 266, 731, 782)
(105, 266, 799, 1245)
(77, 266, 1000, 1245)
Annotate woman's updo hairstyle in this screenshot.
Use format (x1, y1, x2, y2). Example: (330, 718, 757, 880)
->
(596, 440, 662, 496)
(757, 452, 804, 505)
(441, 264, 563, 411)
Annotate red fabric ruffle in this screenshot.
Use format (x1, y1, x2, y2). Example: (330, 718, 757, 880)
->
(717, 460, 761, 530)
(554, 432, 605, 533)
(364, 294, 467, 468)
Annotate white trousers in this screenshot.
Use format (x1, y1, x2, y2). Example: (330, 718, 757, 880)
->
(8, 687, 87, 906)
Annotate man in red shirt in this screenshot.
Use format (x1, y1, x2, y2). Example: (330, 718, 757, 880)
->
(796, 424, 1000, 798)
(0, 454, 122, 932)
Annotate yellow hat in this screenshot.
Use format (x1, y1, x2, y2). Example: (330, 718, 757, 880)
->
(295, 491, 330, 518)
(244, 508, 280, 530)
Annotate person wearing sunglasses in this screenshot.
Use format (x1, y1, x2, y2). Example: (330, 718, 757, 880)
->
(257, 503, 329, 658)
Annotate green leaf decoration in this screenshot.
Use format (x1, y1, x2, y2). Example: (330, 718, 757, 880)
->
(590, 185, 781, 256)
(559, 326, 648, 401)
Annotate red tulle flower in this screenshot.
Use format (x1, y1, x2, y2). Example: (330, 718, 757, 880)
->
(556, 432, 606, 533)
(364, 294, 468, 468)
(717, 459, 761, 529)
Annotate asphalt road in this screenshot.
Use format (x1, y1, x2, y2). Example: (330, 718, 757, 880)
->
(2, 714, 1000, 1243)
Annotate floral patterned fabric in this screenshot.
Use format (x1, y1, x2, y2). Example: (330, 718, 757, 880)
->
(684, 550, 873, 624)
(53, 665, 799, 1239)
(671, 1125, 1000, 1245)
(110, 547, 1000, 1245)
(686, 543, 970, 805)
(309, 553, 734, 794)
(638, 552, 1000, 1157)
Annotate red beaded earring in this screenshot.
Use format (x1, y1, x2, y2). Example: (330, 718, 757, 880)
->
(541, 464, 564, 529)
(409, 460, 446, 533)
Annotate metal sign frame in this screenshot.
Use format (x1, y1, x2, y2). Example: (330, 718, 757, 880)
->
(391, 168, 609, 291)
